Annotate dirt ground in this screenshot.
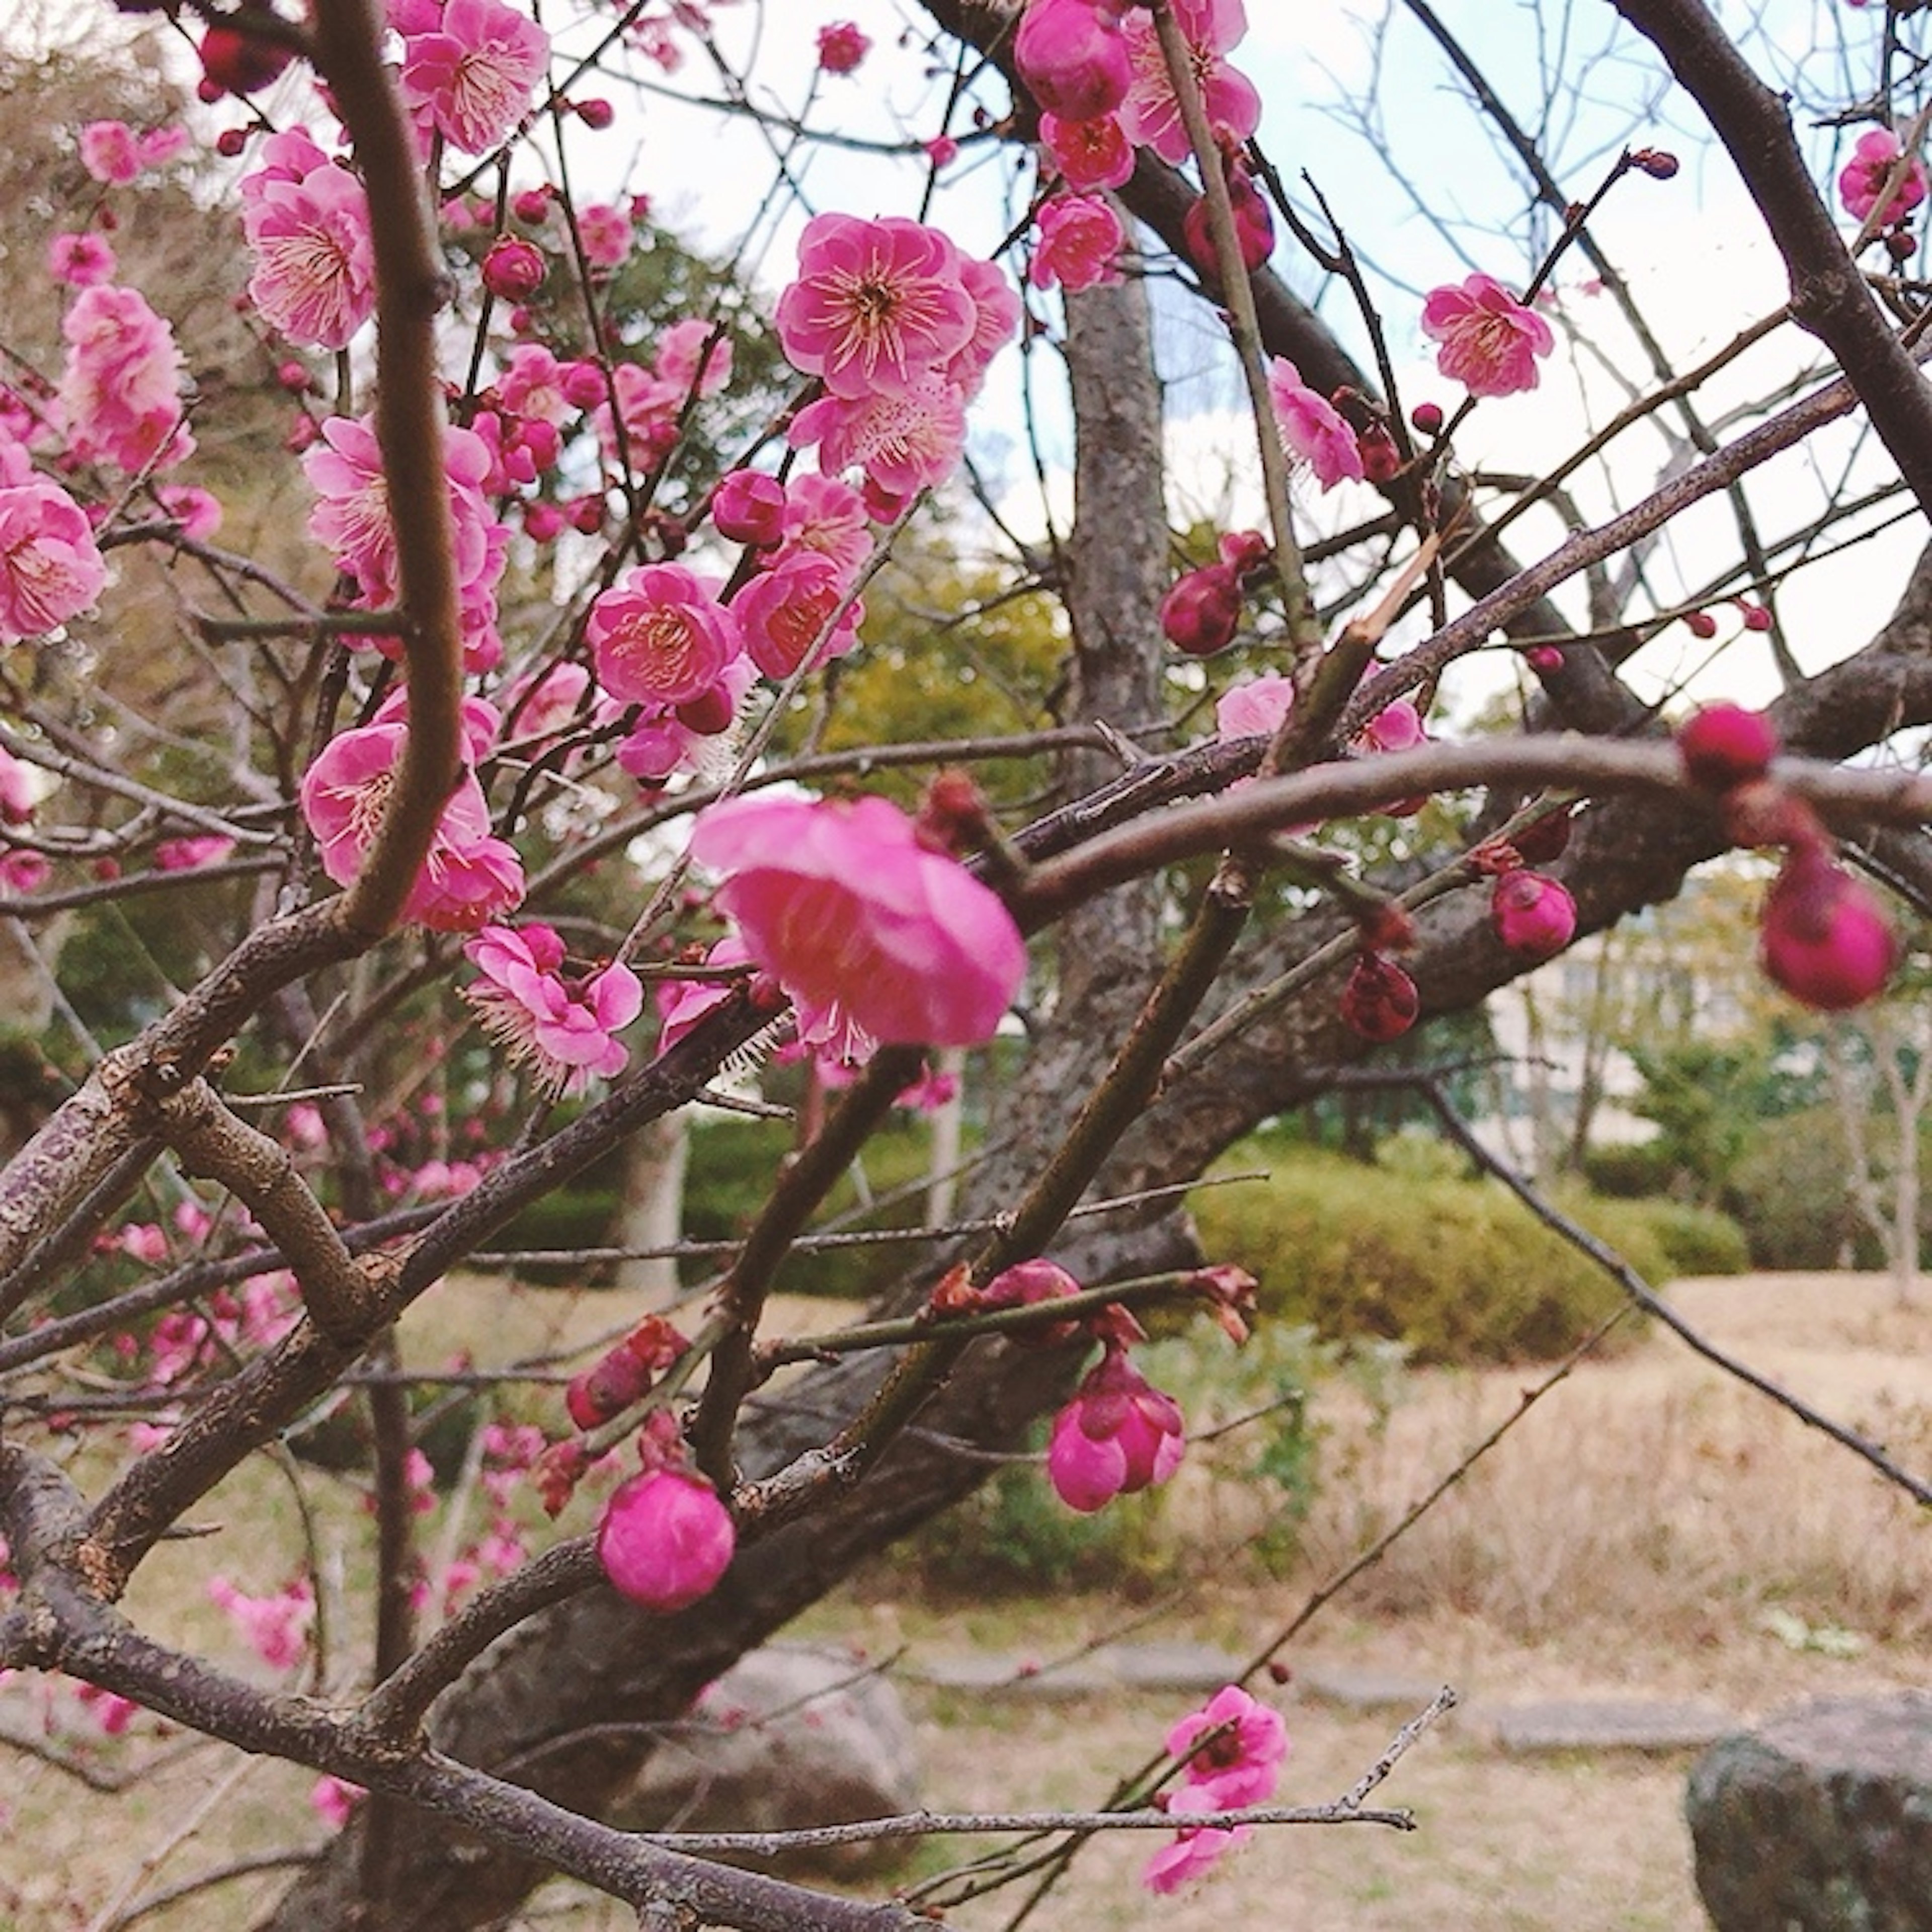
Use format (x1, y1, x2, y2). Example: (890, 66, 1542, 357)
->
(8, 1272, 1932, 1931)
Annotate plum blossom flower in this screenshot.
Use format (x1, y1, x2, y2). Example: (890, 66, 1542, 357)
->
(1046, 1345, 1186, 1512)
(207, 1576, 313, 1672)
(399, 0, 551, 154)
(462, 922, 642, 1095)
(1016, 0, 1131, 121)
(689, 792, 1026, 1050)
(1165, 1683, 1290, 1807)
(788, 375, 969, 499)
(0, 475, 107, 643)
(1420, 273, 1554, 398)
(945, 256, 1023, 398)
(57, 284, 194, 473)
(1142, 1784, 1251, 1894)
(1267, 358, 1362, 490)
(731, 550, 864, 680)
(1031, 193, 1124, 291)
(48, 232, 117, 288)
(577, 201, 632, 269)
(775, 472, 871, 581)
(78, 121, 142, 185)
(1120, 0, 1260, 166)
(597, 1468, 735, 1611)
(243, 159, 376, 351)
(1839, 127, 1928, 225)
(1215, 673, 1295, 745)
(816, 20, 870, 72)
(775, 214, 977, 400)
(712, 468, 787, 546)
(1040, 110, 1135, 192)
(311, 1778, 365, 1829)
(655, 934, 756, 1057)
(589, 564, 742, 707)
(153, 835, 235, 872)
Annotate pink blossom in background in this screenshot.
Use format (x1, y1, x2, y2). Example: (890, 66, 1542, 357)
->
(1356, 691, 1426, 755)
(1760, 845, 1897, 1010)
(589, 563, 742, 706)
(1838, 126, 1928, 225)
(1165, 1683, 1290, 1807)
(1031, 193, 1124, 291)
(311, 1777, 365, 1830)
(78, 120, 141, 184)
(1419, 273, 1555, 398)
(1267, 358, 1363, 490)
(497, 343, 572, 425)
(137, 125, 190, 170)
(207, 1576, 313, 1672)
(75, 1686, 143, 1737)
(775, 213, 977, 399)
(731, 549, 866, 680)
(156, 485, 222, 541)
(462, 923, 642, 1095)
(655, 934, 756, 1057)
(654, 316, 735, 401)
(399, 0, 550, 153)
(243, 156, 376, 350)
(0, 849, 49, 894)
(1016, 0, 1131, 121)
(242, 125, 334, 199)
(48, 232, 117, 288)
(0, 748, 34, 824)
(1120, 0, 1259, 165)
(56, 284, 195, 473)
(816, 20, 870, 72)
(1142, 1784, 1251, 1894)
(577, 201, 633, 268)
(1045, 1345, 1186, 1512)
(597, 1469, 736, 1611)
(1040, 110, 1135, 191)
(690, 792, 1026, 1049)
(789, 374, 968, 499)
(502, 659, 591, 740)
(153, 835, 235, 872)
(0, 476, 107, 643)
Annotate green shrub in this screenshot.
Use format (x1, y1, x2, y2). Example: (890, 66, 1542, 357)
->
(1192, 1148, 1665, 1364)
(1723, 1104, 1888, 1269)
(1611, 1197, 1749, 1277)
(1580, 1139, 1676, 1199)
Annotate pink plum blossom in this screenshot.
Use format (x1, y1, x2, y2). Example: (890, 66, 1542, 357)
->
(462, 923, 643, 1095)
(1031, 193, 1124, 291)
(1838, 127, 1928, 225)
(1046, 1345, 1186, 1512)
(712, 468, 787, 546)
(1040, 111, 1136, 192)
(577, 202, 632, 269)
(1120, 0, 1260, 165)
(57, 284, 194, 473)
(0, 748, 34, 824)
(597, 1469, 735, 1612)
(1165, 1683, 1290, 1807)
(207, 1576, 313, 1672)
(311, 1777, 365, 1829)
(243, 155, 375, 351)
(153, 835, 235, 872)
(1142, 1784, 1251, 1894)
(1016, 0, 1131, 122)
(655, 934, 756, 1057)
(589, 564, 742, 707)
(1340, 950, 1419, 1041)
(732, 550, 864, 680)
(48, 232, 117, 288)
(816, 20, 870, 72)
(689, 792, 1026, 1050)
(945, 256, 1023, 398)
(0, 476, 107, 643)
(775, 472, 871, 581)
(775, 214, 977, 400)
(1215, 674, 1295, 745)
(788, 375, 969, 499)
(78, 120, 142, 185)
(1267, 358, 1363, 490)
(399, 0, 551, 154)
(1420, 273, 1555, 398)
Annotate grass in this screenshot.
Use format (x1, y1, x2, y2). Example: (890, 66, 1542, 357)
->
(6, 1272, 1932, 1929)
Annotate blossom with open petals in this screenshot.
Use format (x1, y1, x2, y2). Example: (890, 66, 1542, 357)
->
(244, 162, 376, 351)
(1267, 358, 1362, 490)
(57, 285, 194, 473)
(399, 0, 550, 154)
(1838, 126, 1928, 225)
(775, 214, 977, 400)
(463, 923, 642, 1095)
(1165, 1684, 1290, 1808)
(0, 476, 107, 643)
(689, 792, 1025, 1049)
(731, 550, 864, 680)
(1120, 0, 1260, 166)
(1420, 274, 1554, 398)
(788, 375, 968, 500)
(589, 564, 742, 707)
(1031, 193, 1124, 291)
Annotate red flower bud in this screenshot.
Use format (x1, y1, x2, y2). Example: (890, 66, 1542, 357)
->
(1160, 563, 1243, 657)
(482, 235, 546, 301)
(1760, 846, 1896, 1011)
(1678, 702, 1778, 792)
(1490, 871, 1577, 961)
(198, 19, 295, 96)
(575, 97, 615, 130)
(1410, 400, 1444, 436)
(1356, 420, 1401, 483)
(1339, 951, 1419, 1042)
(1684, 609, 1719, 639)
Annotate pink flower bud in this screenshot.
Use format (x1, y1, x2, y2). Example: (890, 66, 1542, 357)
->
(1046, 1346, 1185, 1513)
(673, 682, 737, 737)
(523, 500, 565, 542)
(816, 20, 870, 72)
(1760, 846, 1896, 1011)
(1678, 703, 1778, 791)
(597, 1469, 736, 1611)
(1356, 420, 1401, 482)
(1410, 400, 1444, 436)
(512, 186, 552, 223)
(1740, 601, 1774, 632)
(1632, 147, 1679, 180)
(1180, 166, 1275, 283)
(1339, 951, 1419, 1042)
(1160, 563, 1243, 657)
(560, 360, 608, 410)
(576, 97, 615, 130)
(980, 1257, 1084, 1348)
(1684, 609, 1719, 639)
(1015, 0, 1131, 121)
(482, 235, 546, 301)
(1490, 870, 1577, 961)
(215, 126, 248, 159)
(1512, 805, 1574, 865)
(711, 468, 787, 546)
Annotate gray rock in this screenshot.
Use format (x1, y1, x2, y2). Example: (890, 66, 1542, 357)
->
(611, 1643, 920, 1877)
(1686, 1692, 1932, 1931)
(1490, 1697, 1732, 1755)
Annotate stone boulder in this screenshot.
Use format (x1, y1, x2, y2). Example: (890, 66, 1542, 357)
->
(609, 1643, 920, 1877)
(1685, 1692, 1932, 1931)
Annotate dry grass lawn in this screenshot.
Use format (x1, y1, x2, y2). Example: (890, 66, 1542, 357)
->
(6, 1272, 1932, 1931)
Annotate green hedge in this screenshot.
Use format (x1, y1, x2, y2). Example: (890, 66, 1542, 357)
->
(1192, 1147, 1745, 1365)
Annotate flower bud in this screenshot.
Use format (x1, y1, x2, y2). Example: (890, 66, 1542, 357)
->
(1160, 563, 1243, 657)
(1410, 400, 1444, 436)
(1678, 702, 1778, 792)
(1760, 846, 1896, 1011)
(482, 235, 546, 301)
(711, 468, 787, 547)
(1356, 420, 1401, 483)
(511, 186, 552, 224)
(1339, 951, 1419, 1042)
(1684, 609, 1719, 639)
(575, 97, 615, 130)
(1015, 0, 1132, 121)
(199, 19, 295, 96)
(1490, 871, 1577, 961)
(597, 1469, 735, 1611)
